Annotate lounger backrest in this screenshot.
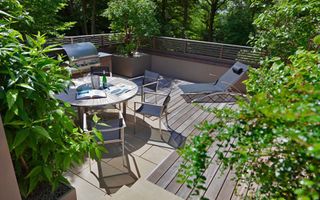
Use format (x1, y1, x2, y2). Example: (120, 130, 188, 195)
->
(214, 62, 248, 91)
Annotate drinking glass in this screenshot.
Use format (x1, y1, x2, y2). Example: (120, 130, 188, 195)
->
(91, 75, 101, 89)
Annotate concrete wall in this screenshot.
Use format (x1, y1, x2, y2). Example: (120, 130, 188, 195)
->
(0, 116, 21, 200)
(150, 55, 247, 93)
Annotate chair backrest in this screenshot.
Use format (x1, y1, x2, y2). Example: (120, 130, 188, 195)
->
(143, 70, 160, 90)
(91, 66, 111, 76)
(214, 62, 248, 91)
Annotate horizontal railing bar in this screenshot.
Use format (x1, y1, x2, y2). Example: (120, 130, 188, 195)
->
(156, 36, 253, 50)
(47, 33, 262, 65)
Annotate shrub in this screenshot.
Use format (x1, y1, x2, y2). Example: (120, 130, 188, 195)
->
(0, 10, 103, 197)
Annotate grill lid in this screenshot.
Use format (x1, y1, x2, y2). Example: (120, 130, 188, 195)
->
(62, 42, 98, 59)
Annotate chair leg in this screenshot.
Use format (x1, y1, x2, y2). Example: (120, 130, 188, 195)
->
(165, 112, 169, 126)
(121, 129, 125, 166)
(155, 94, 157, 104)
(134, 111, 136, 135)
(88, 153, 92, 172)
(159, 117, 162, 137)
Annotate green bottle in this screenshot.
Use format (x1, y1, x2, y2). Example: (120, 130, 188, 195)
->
(102, 70, 107, 89)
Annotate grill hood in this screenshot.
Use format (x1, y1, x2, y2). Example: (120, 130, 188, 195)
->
(62, 42, 98, 59)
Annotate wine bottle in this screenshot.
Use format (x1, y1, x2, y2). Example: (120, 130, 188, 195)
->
(102, 70, 107, 89)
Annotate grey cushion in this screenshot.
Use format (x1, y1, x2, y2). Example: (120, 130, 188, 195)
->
(232, 65, 243, 75)
(179, 83, 224, 93)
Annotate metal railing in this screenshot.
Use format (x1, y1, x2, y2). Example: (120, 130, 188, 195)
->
(48, 34, 262, 65)
(47, 33, 122, 47)
(148, 37, 261, 65)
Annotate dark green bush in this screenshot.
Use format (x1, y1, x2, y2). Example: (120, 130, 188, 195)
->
(0, 10, 103, 197)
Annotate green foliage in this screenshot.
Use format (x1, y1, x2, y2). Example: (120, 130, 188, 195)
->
(178, 128, 213, 195)
(103, 0, 160, 56)
(251, 0, 320, 60)
(0, 11, 102, 197)
(1, 0, 75, 37)
(178, 48, 320, 199)
(216, 0, 255, 45)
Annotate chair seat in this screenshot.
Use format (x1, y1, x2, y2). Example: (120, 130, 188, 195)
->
(136, 104, 163, 117)
(90, 118, 123, 141)
(179, 83, 224, 94)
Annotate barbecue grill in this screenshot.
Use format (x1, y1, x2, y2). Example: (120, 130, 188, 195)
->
(61, 42, 112, 75)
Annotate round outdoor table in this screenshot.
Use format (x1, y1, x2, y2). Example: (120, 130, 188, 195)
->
(56, 76, 138, 123)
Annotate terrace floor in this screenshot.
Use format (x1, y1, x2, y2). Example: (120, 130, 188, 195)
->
(64, 76, 251, 200)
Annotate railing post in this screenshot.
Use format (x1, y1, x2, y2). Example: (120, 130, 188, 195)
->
(184, 40, 187, 54)
(101, 35, 104, 47)
(220, 45, 224, 59)
(152, 37, 156, 50)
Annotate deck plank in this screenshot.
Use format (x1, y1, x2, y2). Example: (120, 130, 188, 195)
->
(144, 78, 242, 200)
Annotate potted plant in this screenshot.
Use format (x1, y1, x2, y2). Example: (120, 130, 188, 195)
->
(103, 0, 160, 77)
(0, 7, 104, 200)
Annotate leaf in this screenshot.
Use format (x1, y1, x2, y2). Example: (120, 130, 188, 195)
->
(43, 167, 52, 181)
(95, 147, 102, 160)
(31, 126, 52, 140)
(6, 90, 18, 110)
(27, 176, 40, 195)
(17, 83, 35, 91)
(93, 128, 103, 142)
(41, 144, 50, 161)
(92, 114, 100, 123)
(12, 129, 30, 149)
(313, 35, 320, 45)
(26, 166, 42, 178)
(4, 120, 26, 126)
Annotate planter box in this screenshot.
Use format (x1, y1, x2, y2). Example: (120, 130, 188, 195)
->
(59, 185, 77, 200)
(112, 53, 151, 77)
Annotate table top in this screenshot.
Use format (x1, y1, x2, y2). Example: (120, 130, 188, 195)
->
(56, 76, 138, 107)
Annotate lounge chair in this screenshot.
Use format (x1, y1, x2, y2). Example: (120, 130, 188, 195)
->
(179, 62, 248, 102)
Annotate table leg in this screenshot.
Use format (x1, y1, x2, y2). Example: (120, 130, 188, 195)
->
(122, 101, 127, 118)
(77, 107, 86, 128)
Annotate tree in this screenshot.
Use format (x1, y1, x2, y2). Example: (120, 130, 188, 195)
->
(200, 0, 228, 41)
(11, 0, 75, 37)
(251, 0, 320, 60)
(103, 0, 160, 56)
(215, 0, 255, 45)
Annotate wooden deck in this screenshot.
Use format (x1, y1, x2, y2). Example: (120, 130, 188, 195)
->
(143, 78, 251, 200)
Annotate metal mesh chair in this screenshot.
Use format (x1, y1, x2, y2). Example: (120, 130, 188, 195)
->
(83, 109, 126, 170)
(133, 91, 171, 138)
(130, 70, 160, 102)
